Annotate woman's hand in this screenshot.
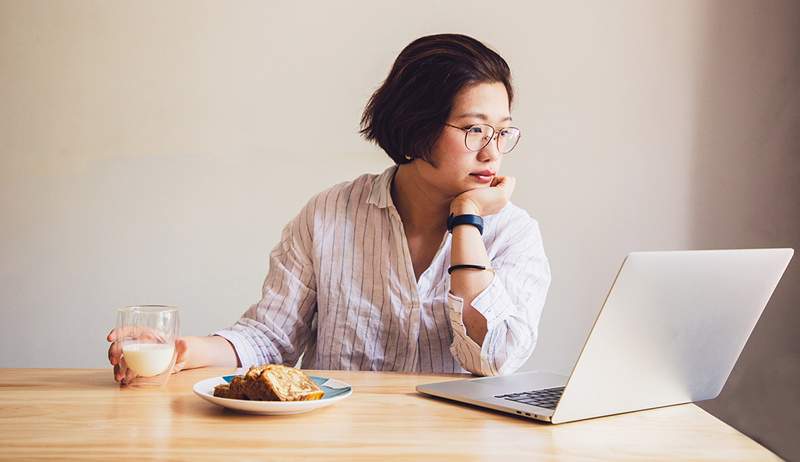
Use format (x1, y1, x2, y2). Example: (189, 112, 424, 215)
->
(450, 175, 516, 216)
(106, 328, 189, 384)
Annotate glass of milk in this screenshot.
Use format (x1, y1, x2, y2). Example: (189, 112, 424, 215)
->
(116, 305, 180, 387)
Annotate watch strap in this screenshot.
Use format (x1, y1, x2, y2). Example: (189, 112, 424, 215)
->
(447, 213, 484, 235)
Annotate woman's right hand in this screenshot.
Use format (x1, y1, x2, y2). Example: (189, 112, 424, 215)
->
(450, 175, 516, 217)
(106, 328, 189, 384)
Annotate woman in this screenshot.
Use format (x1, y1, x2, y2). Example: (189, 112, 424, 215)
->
(108, 33, 551, 380)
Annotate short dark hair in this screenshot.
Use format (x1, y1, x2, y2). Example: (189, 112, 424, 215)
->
(359, 34, 514, 165)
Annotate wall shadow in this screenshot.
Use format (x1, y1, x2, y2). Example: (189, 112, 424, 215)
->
(690, 1, 800, 460)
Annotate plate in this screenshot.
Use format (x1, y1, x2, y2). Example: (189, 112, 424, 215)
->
(192, 372, 353, 415)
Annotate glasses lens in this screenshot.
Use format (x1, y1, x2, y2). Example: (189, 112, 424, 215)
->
(497, 127, 521, 154)
(464, 124, 493, 151)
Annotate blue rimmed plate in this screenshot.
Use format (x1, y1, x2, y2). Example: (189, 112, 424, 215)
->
(193, 372, 352, 415)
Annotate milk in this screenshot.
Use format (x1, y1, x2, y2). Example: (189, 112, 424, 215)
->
(122, 343, 175, 377)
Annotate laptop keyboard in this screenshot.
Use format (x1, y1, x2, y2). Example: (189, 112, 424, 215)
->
(495, 386, 565, 410)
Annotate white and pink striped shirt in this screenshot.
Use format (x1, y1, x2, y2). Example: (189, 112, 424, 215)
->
(213, 165, 551, 376)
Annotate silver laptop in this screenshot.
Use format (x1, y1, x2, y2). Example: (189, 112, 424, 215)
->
(417, 248, 794, 424)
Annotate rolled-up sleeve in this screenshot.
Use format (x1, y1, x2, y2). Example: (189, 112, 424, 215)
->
(212, 203, 318, 368)
(447, 216, 551, 376)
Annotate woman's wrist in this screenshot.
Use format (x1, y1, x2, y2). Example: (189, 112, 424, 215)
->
(181, 336, 204, 370)
(450, 198, 481, 216)
(182, 335, 238, 370)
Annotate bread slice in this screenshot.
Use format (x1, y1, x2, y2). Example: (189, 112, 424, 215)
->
(213, 375, 248, 399)
(260, 365, 324, 401)
(229, 375, 252, 399)
(211, 364, 323, 401)
(240, 366, 279, 401)
(212, 383, 231, 398)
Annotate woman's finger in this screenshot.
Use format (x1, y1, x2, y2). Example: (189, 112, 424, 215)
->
(171, 338, 188, 374)
(493, 175, 515, 187)
(123, 368, 137, 385)
(114, 356, 128, 382)
(107, 341, 123, 366)
(107, 326, 164, 343)
(175, 338, 188, 362)
(120, 357, 137, 385)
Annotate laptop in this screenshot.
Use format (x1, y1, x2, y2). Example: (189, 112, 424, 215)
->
(416, 248, 794, 424)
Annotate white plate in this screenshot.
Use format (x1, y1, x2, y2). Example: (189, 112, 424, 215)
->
(192, 372, 353, 415)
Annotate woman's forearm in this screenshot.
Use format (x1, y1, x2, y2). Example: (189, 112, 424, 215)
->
(448, 201, 493, 346)
(184, 335, 240, 369)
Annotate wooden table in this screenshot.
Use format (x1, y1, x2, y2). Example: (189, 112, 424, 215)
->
(0, 368, 778, 461)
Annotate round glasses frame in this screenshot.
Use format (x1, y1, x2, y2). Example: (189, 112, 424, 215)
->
(445, 123, 521, 154)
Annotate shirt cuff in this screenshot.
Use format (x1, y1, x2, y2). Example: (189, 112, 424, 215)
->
(446, 292, 481, 351)
(447, 273, 517, 375)
(211, 329, 260, 368)
(447, 272, 515, 331)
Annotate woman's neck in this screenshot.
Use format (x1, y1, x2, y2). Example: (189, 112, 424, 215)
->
(390, 163, 451, 235)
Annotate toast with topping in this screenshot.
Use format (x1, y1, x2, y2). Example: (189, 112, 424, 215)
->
(213, 364, 323, 401)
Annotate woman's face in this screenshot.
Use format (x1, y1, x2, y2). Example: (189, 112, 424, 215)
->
(414, 81, 512, 200)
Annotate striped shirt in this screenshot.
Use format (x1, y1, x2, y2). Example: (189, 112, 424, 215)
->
(213, 165, 551, 376)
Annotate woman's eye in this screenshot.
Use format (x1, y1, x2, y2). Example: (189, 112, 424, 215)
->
(468, 126, 484, 133)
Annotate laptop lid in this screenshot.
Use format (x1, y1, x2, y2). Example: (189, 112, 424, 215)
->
(551, 248, 793, 424)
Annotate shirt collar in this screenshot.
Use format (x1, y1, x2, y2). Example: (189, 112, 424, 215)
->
(366, 164, 399, 209)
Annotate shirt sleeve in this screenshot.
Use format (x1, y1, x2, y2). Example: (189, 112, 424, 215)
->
(212, 201, 318, 368)
(446, 214, 551, 376)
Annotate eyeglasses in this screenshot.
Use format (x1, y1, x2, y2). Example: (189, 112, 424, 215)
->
(445, 123, 521, 154)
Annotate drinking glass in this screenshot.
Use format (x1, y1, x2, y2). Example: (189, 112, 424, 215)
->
(115, 305, 180, 387)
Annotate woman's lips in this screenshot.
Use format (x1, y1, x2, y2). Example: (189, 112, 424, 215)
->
(469, 173, 494, 183)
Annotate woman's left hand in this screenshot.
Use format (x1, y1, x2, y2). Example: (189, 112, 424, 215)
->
(450, 175, 516, 216)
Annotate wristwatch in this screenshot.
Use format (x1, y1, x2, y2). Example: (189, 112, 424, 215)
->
(447, 213, 484, 235)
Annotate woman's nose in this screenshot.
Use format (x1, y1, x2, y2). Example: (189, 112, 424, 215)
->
(477, 135, 501, 161)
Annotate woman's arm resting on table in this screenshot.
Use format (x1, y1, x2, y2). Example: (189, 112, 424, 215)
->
(181, 335, 241, 370)
(447, 199, 551, 377)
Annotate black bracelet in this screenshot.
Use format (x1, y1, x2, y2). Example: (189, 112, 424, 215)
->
(447, 213, 484, 235)
(448, 264, 487, 275)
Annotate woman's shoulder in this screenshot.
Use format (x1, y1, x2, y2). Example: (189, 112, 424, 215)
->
(299, 169, 388, 216)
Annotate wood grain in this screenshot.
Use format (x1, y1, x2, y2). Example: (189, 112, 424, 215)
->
(0, 368, 778, 461)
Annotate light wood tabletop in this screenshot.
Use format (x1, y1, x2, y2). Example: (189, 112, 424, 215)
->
(0, 368, 778, 461)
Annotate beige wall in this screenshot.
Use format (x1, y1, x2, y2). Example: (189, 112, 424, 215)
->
(1, 0, 797, 459)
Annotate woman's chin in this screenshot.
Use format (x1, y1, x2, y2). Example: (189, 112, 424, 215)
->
(462, 181, 491, 190)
